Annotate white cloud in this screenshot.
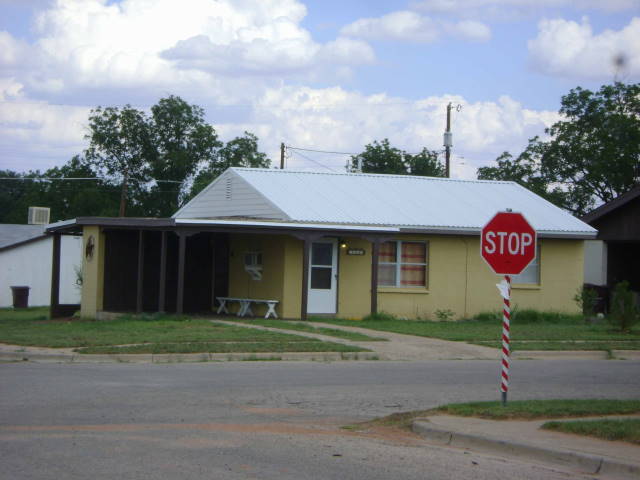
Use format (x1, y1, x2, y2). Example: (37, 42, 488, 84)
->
(242, 86, 557, 178)
(4, 0, 372, 101)
(0, 100, 90, 171)
(1, 84, 558, 178)
(411, 0, 639, 16)
(341, 10, 491, 43)
(0, 31, 30, 67)
(528, 17, 640, 79)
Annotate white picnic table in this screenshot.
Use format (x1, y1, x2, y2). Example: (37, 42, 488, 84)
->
(216, 297, 279, 319)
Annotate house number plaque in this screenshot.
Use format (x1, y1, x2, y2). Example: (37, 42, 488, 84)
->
(347, 248, 365, 256)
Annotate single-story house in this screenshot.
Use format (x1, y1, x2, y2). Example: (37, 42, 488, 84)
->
(46, 168, 597, 320)
(0, 224, 82, 308)
(582, 185, 640, 307)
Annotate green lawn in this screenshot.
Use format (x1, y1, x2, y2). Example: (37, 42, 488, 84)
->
(312, 311, 640, 351)
(542, 418, 640, 444)
(433, 399, 640, 420)
(346, 399, 640, 431)
(230, 318, 387, 342)
(0, 308, 367, 354)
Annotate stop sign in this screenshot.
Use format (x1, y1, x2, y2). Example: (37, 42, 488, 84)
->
(481, 211, 537, 275)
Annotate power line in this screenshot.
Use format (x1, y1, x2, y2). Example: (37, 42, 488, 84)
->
(288, 146, 358, 156)
(287, 149, 340, 173)
(0, 177, 183, 183)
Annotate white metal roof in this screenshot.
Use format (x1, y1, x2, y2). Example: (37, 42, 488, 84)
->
(177, 168, 597, 237)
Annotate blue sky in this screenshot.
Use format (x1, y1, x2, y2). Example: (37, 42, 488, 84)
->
(1, 0, 638, 178)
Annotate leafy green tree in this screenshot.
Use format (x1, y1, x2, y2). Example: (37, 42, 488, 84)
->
(145, 96, 223, 217)
(0, 157, 121, 223)
(349, 139, 445, 177)
(478, 82, 640, 216)
(84, 104, 154, 216)
(189, 132, 270, 199)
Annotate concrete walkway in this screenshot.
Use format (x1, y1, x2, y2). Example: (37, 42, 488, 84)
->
(214, 319, 500, 361)
(413, 414, 640, 478)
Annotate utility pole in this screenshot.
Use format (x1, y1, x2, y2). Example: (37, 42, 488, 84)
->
(444, 102, 452, 178)
(280, 143, 285, 169)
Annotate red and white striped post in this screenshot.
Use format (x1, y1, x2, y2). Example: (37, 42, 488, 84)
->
(500, 275, 512, 406)
(481, 211, 536, 407)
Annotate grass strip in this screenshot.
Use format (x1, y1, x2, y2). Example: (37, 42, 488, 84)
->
(472, 341, 640, 351)
(231, 319, 387, 341)
(435, 399, 640, 420)
(542, 418, 640, 444)
(343, 399, 640, 431)
(312, 311, 640, 351)
(77, 341, 369, 354)
(0, 309, 317, 347)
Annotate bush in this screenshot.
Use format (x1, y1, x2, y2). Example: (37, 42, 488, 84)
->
(434, 309, 455, 321)
(574, 286, 598, 317)
(608, 281, 639, 333)
(363, 312, 398, 322)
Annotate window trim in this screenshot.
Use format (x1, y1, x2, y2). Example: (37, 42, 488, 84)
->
(512, 244, 541, 285)
(378, 240, 428, 288)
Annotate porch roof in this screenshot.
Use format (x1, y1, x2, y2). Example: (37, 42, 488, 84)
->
(46, 215, 593, 239)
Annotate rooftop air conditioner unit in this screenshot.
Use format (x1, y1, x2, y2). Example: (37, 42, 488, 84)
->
(28, 206, 51, 225)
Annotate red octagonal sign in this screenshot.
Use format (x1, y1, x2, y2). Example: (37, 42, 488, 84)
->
(481, 211, 537, 275)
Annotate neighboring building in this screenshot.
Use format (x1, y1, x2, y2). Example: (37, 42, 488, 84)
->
(0, 224, 82, 307)
(582, 185, 640, 304)
(47, 168, 597, 320)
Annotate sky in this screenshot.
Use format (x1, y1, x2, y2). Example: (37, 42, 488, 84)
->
(0, 0, 639, 179)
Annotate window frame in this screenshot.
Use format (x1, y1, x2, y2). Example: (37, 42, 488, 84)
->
(512, 244, 541, 285)
(378, 240, 428, 288)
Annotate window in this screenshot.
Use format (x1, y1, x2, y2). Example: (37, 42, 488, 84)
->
(512, 245, 540, 284)
(378, 241, 427, 288)
(244, 252, 263, 280)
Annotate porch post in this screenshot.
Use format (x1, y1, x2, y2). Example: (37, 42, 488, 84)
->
(176, 231, 187, 315)
(158, 231, 167, 313)
(136, 230, 144, 314)
(301, 236, 310, 321)
(49, 232, 61, 318)
(210, 235, 217, 312)
(371, 239, 380, 316)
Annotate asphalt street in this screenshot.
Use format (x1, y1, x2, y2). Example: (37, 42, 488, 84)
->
(1, 360, 639, 479)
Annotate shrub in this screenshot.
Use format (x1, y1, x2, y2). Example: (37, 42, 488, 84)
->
(608, 281, 639, 333)
(435, 309, 455, 321)
(363, 312, 398, 322)
(574, 286, 599, 317)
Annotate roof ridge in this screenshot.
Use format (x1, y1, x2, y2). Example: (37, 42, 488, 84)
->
(230, 167, 515, 185)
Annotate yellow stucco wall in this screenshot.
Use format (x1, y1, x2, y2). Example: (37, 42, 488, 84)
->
(227, 233, 287, 317)
(80, 226, 105, 319)
(228, 234, 584, 320)
(320, 234, 583, 320)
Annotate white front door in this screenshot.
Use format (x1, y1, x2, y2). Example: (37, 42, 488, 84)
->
(308, 239, 338, 314)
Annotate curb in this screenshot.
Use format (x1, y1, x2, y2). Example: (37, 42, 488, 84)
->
(0, 350, 381, 364)
(412, 420, 640, 477)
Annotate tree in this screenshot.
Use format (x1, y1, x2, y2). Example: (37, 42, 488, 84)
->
(0, 157, 121, 223)
(478, 82, 640, 216)
(82, 96, 269, 217)
(189, 132, 270, 199)
(145, 96, 223, 217)
(349, 139, 445, 177)
(84, 104, 154, 216)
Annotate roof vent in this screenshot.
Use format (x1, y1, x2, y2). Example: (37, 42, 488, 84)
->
(28, 206, 50, 225)
(225, 178, 232, 200)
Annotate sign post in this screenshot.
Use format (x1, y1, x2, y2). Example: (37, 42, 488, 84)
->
(481, 211, 537, 406)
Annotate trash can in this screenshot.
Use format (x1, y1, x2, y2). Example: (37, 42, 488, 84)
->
(10, 286, 30, 308)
